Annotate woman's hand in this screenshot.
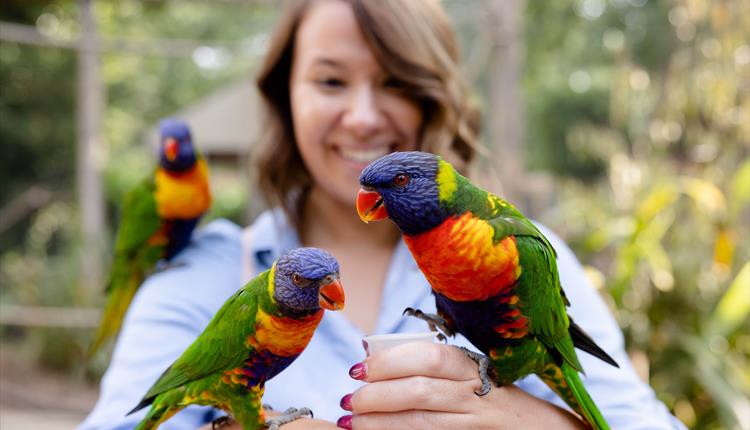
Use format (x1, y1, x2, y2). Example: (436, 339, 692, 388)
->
(337, 342, 587, 430)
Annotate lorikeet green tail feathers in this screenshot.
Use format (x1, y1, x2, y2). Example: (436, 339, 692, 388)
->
(540, 363, 610, 430)
(88, 181, 161, 357)
(88, 270, 142, 356)
(132, 402, 173, 430)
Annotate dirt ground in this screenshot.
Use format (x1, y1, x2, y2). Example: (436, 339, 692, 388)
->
(0, 346, 99, 430)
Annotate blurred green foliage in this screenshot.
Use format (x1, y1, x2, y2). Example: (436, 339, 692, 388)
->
(0, 4, 76, 251)
(0, 1, 748, 429)
(521, 1, 749, 429)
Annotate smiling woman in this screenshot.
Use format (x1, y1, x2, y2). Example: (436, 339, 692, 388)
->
(254, 0, 480, 230)
(288, 0, 423, 210)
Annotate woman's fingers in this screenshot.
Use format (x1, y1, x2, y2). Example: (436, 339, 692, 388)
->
(349, 375, 478, 414)
(355, 342, 480, 383)
(349, 410, 471, 430)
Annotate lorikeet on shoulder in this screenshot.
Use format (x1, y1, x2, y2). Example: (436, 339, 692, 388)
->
(357, 151, 618, 430)
(89, 118, 212, 356)
(129, 247, 345, 430)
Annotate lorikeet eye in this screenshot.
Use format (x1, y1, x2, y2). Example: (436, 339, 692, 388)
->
(292, 273, 302, 285)
(394, 174, 409, 187)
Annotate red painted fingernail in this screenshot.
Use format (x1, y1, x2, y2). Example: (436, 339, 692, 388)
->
(362, 339, 369, 355)
(340, 393, 353, 411)
(336, 415, 352, 429)
(349, 362, 366, 380)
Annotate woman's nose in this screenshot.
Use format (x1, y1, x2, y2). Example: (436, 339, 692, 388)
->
(341, 85, 382, 138)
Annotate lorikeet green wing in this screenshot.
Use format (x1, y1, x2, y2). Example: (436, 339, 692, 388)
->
(487, 216, 583, 371)
(129, 276, 263, 425)
(140, 281, 260, 405)
(114, 179, 162, 256)
(129, 275, 264, 430)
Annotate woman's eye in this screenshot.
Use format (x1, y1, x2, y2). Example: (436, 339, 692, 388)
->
(316, 78, 345, 89)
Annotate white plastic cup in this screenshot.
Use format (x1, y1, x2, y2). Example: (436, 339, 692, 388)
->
(362, 332, 437, 356)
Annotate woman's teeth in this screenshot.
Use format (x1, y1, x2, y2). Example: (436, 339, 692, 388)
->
(339, 147, 391, 164)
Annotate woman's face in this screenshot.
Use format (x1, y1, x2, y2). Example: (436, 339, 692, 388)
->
(290, 0, 422, 207)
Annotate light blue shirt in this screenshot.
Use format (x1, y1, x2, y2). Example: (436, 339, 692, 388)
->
(79, 209, 685, 429)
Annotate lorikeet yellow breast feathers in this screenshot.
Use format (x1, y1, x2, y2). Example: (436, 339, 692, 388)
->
(89, 119, 211, 356)
(129, 247, 345, 430)
(357, 151, 618, 430)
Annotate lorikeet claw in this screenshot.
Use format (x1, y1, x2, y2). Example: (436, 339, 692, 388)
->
(458, 346, 493, 396)
(264, 406, 313, 430)
(262, 404, 274, 411)
(402, 307, 455, 341)
(211, 415, 234, 430)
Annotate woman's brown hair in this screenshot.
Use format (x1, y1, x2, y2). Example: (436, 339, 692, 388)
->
(254, 0, 480, 226)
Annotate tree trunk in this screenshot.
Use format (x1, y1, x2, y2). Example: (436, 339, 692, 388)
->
(485, 0, 526, 209)
(77, 0, 105, 294)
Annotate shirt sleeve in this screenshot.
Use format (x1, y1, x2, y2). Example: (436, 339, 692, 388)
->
(78, 220, 241, 430)
(517, 225, 686, 430)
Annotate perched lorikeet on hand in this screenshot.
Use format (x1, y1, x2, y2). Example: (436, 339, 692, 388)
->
(129, 247, 345, 430)
(88, 119, 212, 355)
(357, 151, 618, 430)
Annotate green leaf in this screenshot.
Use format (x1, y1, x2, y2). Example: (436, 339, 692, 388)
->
(680, 177, 727, 223)
(730, 158, 750, 219)
(635, 184, 679, 222)
(708, 262, 750, 337)
(681, 335, 750, 429)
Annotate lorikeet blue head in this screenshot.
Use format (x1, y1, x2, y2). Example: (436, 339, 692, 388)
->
(357, 151, 448, 236)
(274, 248, 345, 313)
(159, 118, 197, 172)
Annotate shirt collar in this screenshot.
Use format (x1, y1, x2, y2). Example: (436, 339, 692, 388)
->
(374, 239, 432, 334)
(244, 208, 299, 273)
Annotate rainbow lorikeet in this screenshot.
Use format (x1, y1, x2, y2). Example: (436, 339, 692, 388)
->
(356, 151, 618, 430)
(129, 247, 345, 430)
(89, 119, 212, 355)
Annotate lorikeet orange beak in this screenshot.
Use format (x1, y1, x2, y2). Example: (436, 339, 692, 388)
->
(318, 279, 345, 311)
(164, 138, 179, 162)
(356, 187, 388, 223)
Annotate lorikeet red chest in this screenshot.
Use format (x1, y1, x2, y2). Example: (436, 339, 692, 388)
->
(404, 212, 532, 346)
(225, 309, 324, 388)
(404, 212, 522, 302)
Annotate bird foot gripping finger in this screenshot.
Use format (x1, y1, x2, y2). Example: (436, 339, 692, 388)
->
(262, 404, 274, 411)
(211, 415, 235, 430)
(402, 307, 454, 342)
(457, 346, 493, 396)
(264, 407, 313, 430)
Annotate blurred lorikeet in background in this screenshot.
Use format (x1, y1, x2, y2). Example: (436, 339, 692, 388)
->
(357, 151, 618, 430)
(129, 247, 345, 430)
(88, 119, 212, 356)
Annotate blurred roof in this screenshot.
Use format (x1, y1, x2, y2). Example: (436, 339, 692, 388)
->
(147, 78, 260, 156)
